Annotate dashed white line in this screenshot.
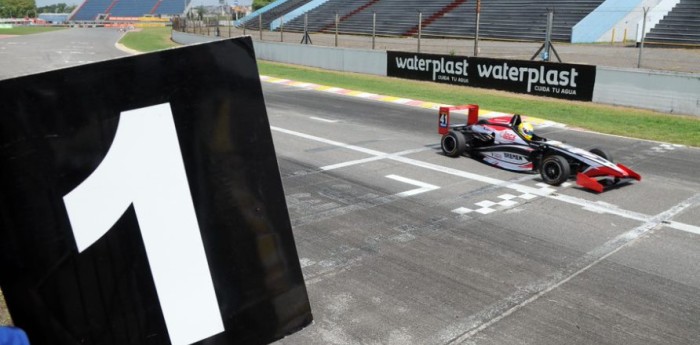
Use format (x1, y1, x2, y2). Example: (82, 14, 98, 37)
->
(310, 116, 339, 123)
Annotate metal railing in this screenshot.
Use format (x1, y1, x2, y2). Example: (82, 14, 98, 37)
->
(170, 11, 700, 74)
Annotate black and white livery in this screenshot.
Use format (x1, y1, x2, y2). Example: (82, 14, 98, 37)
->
(440, 112, 641, 193)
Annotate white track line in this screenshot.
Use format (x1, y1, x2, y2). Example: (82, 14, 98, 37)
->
(309, 116, 339, 123)
(386, 174, 440, 197)
(320, 147, 434, 171)
(444, 193, 700, 343)
(271, 126, 700, 235)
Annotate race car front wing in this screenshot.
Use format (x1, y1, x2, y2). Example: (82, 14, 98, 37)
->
(576, 164, 642, 193)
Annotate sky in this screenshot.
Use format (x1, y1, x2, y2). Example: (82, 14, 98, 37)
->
(35, 0, 253, 8)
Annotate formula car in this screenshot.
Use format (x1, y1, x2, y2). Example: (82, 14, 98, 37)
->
(439, 108, 641, 193)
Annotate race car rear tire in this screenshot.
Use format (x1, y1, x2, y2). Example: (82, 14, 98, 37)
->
(540, 155, 571, 186)
(441, 130, 467, 157)
(589, 148, 613, 163)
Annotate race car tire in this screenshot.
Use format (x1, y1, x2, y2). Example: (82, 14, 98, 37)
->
(441, 130, 467, 157)
(589, 148, 613, 162)
(540, 155, 571, 186)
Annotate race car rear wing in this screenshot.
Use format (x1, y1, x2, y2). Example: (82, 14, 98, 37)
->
(438, 104, 479, 135)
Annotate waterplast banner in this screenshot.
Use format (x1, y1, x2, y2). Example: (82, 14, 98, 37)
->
(387, 51, 597, 101)
(0, 37, 312, 345)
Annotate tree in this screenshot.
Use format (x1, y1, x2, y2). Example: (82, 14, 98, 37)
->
(252, 0, 274, 11)
(37, 3, 76, 14)
(0, 0, 36, 18)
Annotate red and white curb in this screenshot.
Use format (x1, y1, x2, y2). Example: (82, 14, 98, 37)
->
(260, 75, 566, 130)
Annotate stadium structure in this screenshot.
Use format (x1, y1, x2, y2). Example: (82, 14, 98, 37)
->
(69, 0, 189, 22)
(236, 0, 700, 46)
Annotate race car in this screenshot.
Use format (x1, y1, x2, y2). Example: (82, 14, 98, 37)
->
(438, 106, 641, 193)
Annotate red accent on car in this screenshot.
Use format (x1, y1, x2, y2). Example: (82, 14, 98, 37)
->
(502, 132, 517, 141)
(577, 164, 641, 192)
(616, 163, 642, 181)
(437, 104, 479, 134)
(438, 107, 450, 135)
(582, 166, 625, 178)
(576, 173, 604, 193)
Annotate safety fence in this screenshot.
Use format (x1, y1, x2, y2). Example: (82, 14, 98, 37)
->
(171, 14, 700, 74)
(171, 29, 700, 116)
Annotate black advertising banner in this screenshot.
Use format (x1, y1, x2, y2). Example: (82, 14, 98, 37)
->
(387, 51, 597, 101)
(0, 37, 312, 345)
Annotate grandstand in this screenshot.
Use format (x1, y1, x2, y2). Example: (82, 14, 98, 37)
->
(243, 0, 605, 42)
(239, 0, 312, 29)
(70, 0, 187, 21)
(645, 0, 700, 46)
(420, 0, 605, 42)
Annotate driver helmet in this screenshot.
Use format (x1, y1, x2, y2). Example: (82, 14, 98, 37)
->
(518, 122, 534, 140)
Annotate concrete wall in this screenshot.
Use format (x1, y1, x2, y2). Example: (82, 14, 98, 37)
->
(593, 67, 700, 115)
(600, 0, 662, 43)
(253, 41, 387, 76)
(170, 32, 699, 116)
(171, 30, 224, 45)
(572, 0, 644, 43)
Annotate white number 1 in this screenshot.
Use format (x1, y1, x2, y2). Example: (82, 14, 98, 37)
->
(63, 103, 224, 345)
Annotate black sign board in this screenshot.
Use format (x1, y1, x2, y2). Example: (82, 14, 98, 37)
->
(0, 37, 312, 345)
(387, 51, 597, 101)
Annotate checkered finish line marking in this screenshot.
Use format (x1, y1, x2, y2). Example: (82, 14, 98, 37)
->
(452, 183, 571, 216)
(273, 125, 700, 235)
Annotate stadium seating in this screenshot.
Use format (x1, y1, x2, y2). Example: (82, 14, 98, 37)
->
(283, 0, 452, 35)
(645, 0, 700, 45)
(424, 0, 605, 41)
(70, 0, 185, 21)
(265, 0, 605, 42)
(240, 0, 312, 30)
(110, 0, 159, 17)
(71, 0, 114, 21)
(154, 0, 187, 16)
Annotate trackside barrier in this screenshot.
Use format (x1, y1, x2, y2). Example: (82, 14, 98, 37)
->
(169, 34, 700, 117)
(438, 105, 479, 135)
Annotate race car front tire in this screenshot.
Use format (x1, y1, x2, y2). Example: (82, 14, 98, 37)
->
(589, 148, 613, 163)
(441, 130, 467, 157)
(540, 155, 571, 186)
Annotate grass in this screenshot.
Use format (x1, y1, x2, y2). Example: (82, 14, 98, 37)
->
(0, 288, 11, 326)
(258, 61, 700, 147)
(113, 27, 700, 147)
(0, 26, 65, 35)
(119, 26, 179, 52)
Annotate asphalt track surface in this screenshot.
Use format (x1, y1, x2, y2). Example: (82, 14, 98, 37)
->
(2, 28, 700, 345)
(0, 28, 129, 79)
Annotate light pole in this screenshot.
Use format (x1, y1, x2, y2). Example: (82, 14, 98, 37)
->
(637, 7, 649, 68)
(474, 0, 481, 56)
